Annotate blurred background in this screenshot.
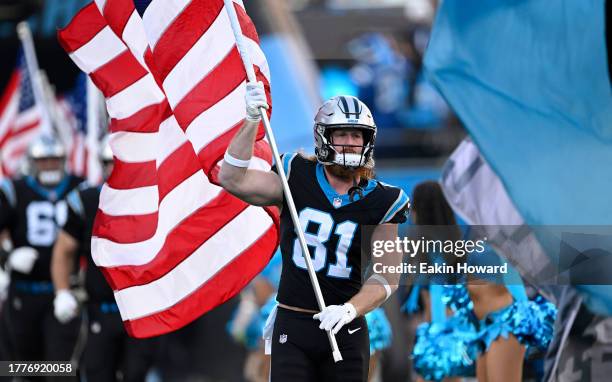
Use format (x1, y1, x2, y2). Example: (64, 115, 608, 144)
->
(0, 0, 464, 186)
(0, 0, 465, 380)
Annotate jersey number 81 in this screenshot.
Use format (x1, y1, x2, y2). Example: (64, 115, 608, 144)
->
(292, 208, 357, 279)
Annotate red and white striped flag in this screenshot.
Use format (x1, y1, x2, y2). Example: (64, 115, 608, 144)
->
(58, 1, 279, 338)
(55, 75, 89, 179)
(55, 74, 105, 184)
(56, 106, 90, 181)
(0, 51, 43, 177)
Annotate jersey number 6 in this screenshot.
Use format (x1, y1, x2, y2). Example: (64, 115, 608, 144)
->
(26, 201, 67, 246)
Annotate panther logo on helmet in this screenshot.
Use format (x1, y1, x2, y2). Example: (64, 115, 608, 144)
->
(313, 95, 376, 169)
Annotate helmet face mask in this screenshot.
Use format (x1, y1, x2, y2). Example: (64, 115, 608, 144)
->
(314, 96, 376, 169)
(27, 135, 67, 186)
(33, 158, 65, 185)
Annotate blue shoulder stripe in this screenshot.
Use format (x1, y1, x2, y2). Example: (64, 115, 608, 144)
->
(282, 152, 298, 180)
(77, 180, 90, 191)
(380, 189, 409, 224)
(66, 189, 85, 218)
(0, 179, 16, 207)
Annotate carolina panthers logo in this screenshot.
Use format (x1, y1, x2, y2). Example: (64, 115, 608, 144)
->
(336, 96, 362, 119)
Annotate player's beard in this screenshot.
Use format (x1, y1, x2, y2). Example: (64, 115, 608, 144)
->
(326, 148, 374, 180)
(326, 163, 372, 180)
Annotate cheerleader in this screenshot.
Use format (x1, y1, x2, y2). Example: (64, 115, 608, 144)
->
(407, 182, 555, 381)
(467, 249, 556, 382)
(407, 181, 479, 382)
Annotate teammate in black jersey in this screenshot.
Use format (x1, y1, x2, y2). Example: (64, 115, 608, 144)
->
(0, 135, 83, 365)
(219, 83, 408, 381)
(51, 140, 159, 382)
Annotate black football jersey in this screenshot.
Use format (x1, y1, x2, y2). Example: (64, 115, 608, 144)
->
(0, 175, 84, 282)
(274, 153, 409, 310)
(62, 185, 114, 302)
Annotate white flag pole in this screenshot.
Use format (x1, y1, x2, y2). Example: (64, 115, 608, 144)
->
(223, 0, 343, 362)
(16, 22, 53, 136)
(38, 71, 69, 145)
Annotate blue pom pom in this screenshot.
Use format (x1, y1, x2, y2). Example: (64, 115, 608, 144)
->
(365, 308, 392, 354)
(479, 296, 557, 353)
(442, 284, 473, 312)
(412, 313, 479, 381)
(402, 285, 422, 313)
(510, 296, 557, 353)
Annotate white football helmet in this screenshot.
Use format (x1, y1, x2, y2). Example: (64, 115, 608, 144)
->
(27, 135, 66, 186)
(314, 95, 376, 169)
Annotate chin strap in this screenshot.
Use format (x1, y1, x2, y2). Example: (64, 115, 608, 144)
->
(348, 173, 364, 202)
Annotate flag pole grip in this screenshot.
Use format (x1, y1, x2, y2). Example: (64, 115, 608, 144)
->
(223, 0, 343, 363)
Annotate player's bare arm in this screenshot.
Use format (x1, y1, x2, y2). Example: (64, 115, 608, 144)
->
(314, 223, 402, 335)
(0, 230, 10, 267)
(50, 230, 80, 324)
(218, 82, 283, 208)
(348, 223, 401, 316)
(50, 230, 78, 292)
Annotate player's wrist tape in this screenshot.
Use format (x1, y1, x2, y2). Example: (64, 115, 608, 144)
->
(246, 111, 261, 122)
(224, 151, 251, 168)
(369, 274, 392, 301)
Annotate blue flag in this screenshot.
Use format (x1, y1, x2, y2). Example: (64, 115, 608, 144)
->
(426, 0, 611, 225)
(426, 0, 612, 314)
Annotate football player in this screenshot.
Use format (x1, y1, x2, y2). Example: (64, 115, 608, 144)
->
(219, 83, 408, 381)
(0, 135, 83, 363)
(51, 139, 160, 382)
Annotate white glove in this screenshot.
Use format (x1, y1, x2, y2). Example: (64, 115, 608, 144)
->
(245, 81, 268, 122)
(54, 289, 79, 324)
(8, 247, 38, 274)
(313, 303, 357, 335)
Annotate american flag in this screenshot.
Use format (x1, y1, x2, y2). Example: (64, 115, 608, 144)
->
(0, 50, 43, 177)
(56, 73, 89, 179)
(58, 0, 279, 338)
(55, 73, 105, 184)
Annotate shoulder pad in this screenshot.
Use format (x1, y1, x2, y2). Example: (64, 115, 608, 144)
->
(0, 179, 16, 208)
(77, 180, 91, 191)
(380, 187, 410, 224)
(282, 152, 300, 180)
(66, 189, 85, 218)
